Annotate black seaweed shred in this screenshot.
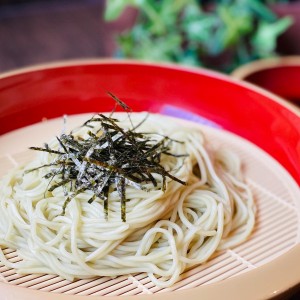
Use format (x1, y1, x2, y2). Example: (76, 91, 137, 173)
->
(27, 93, 187, 221)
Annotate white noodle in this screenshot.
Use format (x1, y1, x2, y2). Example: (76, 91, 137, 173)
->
(0, 113, 255, 287)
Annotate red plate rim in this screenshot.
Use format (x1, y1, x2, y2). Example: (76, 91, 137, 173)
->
(0, 59, 299, 185)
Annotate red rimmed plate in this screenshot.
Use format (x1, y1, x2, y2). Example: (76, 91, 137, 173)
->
(0, 60, 300, 300)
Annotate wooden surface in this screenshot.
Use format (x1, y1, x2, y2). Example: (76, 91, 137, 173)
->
(0, 0, 136, 72)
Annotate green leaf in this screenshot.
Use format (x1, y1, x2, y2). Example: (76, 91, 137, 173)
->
(247, 0, 276, 22)
(218, 5, 252, 48)
(252, 17, 293, 57)
(180, 48, 201, 66)
(183, 16, 217, 43)
(104, 0, 140, 21)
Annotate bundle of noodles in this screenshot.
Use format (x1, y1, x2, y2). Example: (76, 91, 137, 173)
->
(0, 112, 255, 288)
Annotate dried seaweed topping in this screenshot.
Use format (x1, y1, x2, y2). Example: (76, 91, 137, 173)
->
(27, 94, 187, 221)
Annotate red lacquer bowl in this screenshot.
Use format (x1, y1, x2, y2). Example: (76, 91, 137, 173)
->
(1, 60, 299, 185)
(0, 60, 300, 300)
(232, 57, 300, 106)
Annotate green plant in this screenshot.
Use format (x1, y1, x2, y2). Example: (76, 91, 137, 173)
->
(105, 0, 293, 72)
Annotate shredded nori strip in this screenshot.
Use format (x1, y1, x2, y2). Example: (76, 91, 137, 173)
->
(27, 93, 187, 221)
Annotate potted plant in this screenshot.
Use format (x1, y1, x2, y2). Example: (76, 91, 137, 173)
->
(104, 0, 293, 73)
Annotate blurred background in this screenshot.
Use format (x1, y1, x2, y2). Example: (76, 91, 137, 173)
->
(0, 0, 300, 73)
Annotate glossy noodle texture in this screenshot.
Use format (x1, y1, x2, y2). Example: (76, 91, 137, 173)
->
(0, 113, 255, 287)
